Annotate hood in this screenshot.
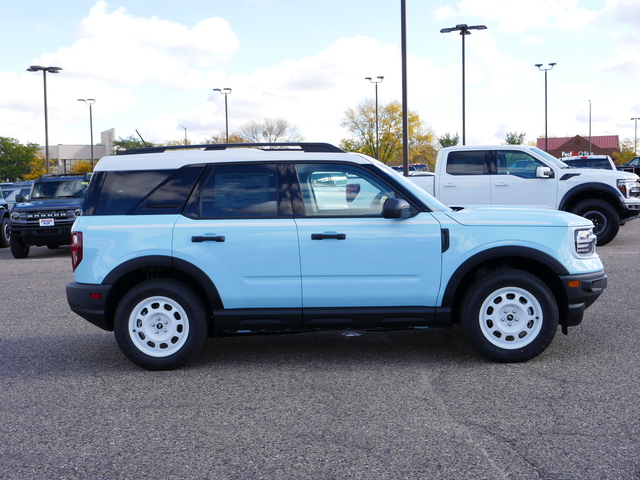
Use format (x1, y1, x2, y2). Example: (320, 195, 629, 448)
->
(445, 205, 592, 228)
(13, 197, 84, 210)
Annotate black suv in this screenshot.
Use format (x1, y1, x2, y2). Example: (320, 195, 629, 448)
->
(9, 173, 91, 258)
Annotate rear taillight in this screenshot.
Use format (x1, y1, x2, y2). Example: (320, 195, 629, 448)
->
(71, 231, 83, 271)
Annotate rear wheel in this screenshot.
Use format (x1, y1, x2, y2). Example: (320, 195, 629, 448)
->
(10, 236, 29, 258)
(114, 279, 208, 370)
(460, 268, 559, 362)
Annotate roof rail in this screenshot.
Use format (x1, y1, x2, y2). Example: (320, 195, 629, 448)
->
(38, 173, 93, 180)
(118, 142, 345, 155)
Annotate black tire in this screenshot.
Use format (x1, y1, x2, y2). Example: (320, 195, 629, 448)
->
(114, 279, 208, 370)
(0, 215, 9, 248)
(459, 268, 559, 362)
(10, 236, 30, 258)
(570, 198, 619, 246)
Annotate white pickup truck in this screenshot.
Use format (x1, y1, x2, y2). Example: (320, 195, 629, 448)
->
(408, 145, 640, 245)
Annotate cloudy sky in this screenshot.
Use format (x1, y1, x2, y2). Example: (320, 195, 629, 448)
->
(1, 0, 638, 150)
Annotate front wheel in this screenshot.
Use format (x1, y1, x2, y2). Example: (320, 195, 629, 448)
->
(460, 268, 559, 362)
(571, 199, 619, 246)
(10, 236, 30, 258)
(114, 279, 208, 370)
(1, 216, 9, 248)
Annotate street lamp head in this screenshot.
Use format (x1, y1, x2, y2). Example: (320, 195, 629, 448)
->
(535, 63, 556, 71)
(441, 24, 487, 34)
(365, 76, 384, 84)
(27, 65, 62, 74)
(213, 87, 231, 95)
(78, 98, 96, 105)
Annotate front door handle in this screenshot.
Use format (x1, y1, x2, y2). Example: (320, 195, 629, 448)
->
(311, 233, 346, 240)
(192, 235, 226, 243)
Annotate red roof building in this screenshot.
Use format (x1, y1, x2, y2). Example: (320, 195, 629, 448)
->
(536, 135, 620, 159)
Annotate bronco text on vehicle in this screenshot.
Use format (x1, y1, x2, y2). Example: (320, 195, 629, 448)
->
(66, 143, 607, 370)
(9, 173, 90, 258)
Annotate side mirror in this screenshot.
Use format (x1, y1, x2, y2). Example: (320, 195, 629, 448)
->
(15, 194, 25, 203)
(536, 166, 554, 179)
(382, 198, 414, 219)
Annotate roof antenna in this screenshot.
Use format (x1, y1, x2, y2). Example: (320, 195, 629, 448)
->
(136, 130, 149, 147)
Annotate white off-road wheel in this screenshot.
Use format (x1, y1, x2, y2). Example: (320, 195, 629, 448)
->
(114, 279, 207, 370)
(460, 268, 559, 362)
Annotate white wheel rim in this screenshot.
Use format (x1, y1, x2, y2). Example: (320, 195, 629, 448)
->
(127, 295, 190, 357)
(478, 286, 543, 350)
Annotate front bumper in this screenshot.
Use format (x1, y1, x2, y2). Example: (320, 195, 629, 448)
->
(66, 282, 113, 331)
(10, 222, 74, 245)
(560, 271, 607, 330)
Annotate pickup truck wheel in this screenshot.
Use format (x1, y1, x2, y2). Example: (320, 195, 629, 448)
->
(114, 279, 207, 370)
(10, 236, 30, 258)
(571, 199, 619, 246)
(460, 268, 559, 362)
(1, 216, 9, 248)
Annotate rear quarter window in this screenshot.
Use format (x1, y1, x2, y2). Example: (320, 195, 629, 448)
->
(91, 166, 204, 215)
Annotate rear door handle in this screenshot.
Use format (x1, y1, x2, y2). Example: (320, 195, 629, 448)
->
(192, 235, 226, 243)
(311, 233, 346, 240)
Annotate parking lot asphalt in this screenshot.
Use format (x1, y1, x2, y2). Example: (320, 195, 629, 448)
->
(1, 222, 639, 480)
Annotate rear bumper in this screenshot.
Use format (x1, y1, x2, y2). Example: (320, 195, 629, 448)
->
(66, 282, 113, 331)
(560, 271, 607, 328)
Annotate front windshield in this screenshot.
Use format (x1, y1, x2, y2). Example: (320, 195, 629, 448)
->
(530, 147, 569, 168)
(32, 180, 89, 199)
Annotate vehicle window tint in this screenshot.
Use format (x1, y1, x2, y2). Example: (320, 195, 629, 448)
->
(94, 170, 174, 215)
(446, 151, 487, 175)
(199, 164, 278, 218)
(498, 151, 544, 178)
(294, 163, 396, 217)
(32, 180, 89, 199)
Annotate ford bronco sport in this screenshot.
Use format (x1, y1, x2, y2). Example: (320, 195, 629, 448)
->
(66, 143, 607, 369)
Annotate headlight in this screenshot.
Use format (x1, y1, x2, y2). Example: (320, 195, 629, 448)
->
(575, 227, 596, 256)
(617, 178, 640, 198)
(74, 208, 82, 218)
(10, 212, 20, 221)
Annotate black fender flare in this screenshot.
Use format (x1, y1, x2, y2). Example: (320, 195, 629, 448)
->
(558, 182, 623, 212)
(102, 255, 223, 310)
(441, 245, 568, 308)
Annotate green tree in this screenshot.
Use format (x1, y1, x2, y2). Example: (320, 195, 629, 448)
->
(238, 118, 304, 143)
(504, 132, 527, 145)
(438, 132, 460, 148)
(0, 137, 40, 182)
(340, 99, 436, 165)
(112, 135, 155, 154)
(613, 138, 637, 165)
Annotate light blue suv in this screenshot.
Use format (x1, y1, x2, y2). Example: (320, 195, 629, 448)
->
(66, 143, 607, 369)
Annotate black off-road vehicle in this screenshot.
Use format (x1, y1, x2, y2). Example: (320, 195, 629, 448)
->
(9, 173, 91, 258)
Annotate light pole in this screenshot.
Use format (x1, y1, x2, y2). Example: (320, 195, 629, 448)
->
(213, 88, 232, 142)
(365, 76, 384, 159)
(180, 125, 187, 145)
(440, 24, 487, 146)
(77, 98, 95, 168)
(535, 62, 556, 152)
(631, 117, 640, 156)
(27, 65, 62, 174)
